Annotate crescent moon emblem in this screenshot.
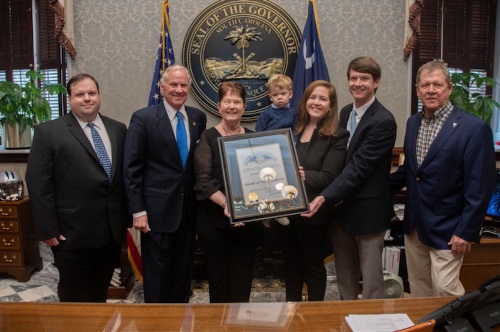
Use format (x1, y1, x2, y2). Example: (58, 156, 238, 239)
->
(303, 38, 315, 69)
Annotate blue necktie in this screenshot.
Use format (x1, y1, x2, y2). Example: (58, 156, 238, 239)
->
(176, 111, 188, 167)
(350, 109, 358, 135)
(88, 123, 112, 182)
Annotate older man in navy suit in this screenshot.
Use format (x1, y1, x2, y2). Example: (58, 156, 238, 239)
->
(26, 73, 129, 302)
(123, 64, 207, 303)
(390, 60, 495, 297)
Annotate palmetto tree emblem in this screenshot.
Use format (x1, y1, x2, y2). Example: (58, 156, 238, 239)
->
(224, 26, 262, 79)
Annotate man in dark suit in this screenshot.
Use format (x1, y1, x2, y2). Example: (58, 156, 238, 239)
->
(390, 60, 495, 297)
(123, 64, 207, 303)
(305, 57, 397, 299)
(26, 73, 129, 302)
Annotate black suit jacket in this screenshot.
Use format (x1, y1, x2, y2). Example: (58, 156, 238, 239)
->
(26, 112, 129, 250)
(123, 103, 207, 232)
(290, 128, 349, 225)
(321, 99, 397, 235)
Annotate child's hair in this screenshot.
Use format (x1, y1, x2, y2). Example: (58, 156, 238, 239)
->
(266, 74, 292, 91)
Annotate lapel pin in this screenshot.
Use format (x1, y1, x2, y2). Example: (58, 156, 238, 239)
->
(453, 122, 457, 128)
(193, 122, 197, 126)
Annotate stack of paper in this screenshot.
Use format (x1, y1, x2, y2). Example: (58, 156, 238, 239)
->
(345, 314, 413, 331)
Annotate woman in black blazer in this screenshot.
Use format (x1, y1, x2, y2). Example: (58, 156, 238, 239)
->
(281, 80, 348, 301)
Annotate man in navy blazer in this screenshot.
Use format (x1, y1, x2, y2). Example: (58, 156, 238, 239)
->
(26, 73, 129, 302)
(123, 65, 207, 303)
(305, 57, 397, 300)
(390, 60, 495, 297)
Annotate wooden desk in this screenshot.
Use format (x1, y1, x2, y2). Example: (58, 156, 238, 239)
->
(461, 237, 500, 291)
(0, 297, 454, 331)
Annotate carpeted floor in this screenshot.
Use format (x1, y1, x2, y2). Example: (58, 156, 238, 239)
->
(0, 242, 340, 303)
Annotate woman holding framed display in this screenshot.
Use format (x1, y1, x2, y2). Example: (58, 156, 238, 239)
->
(283, 80, 349, 301)
(193, 81, 262, 303)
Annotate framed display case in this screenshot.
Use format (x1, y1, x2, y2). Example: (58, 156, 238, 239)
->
(218, 129, 309, 224)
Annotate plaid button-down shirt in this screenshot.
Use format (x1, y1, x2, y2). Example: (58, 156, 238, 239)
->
(416, 101, 453, 166)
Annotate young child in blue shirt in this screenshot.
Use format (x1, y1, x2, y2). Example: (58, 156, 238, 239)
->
(256, 74, 297, 132)
(256, 74, 297, 227)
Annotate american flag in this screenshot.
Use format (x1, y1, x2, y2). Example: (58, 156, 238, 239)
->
(147, 0, 176, 107)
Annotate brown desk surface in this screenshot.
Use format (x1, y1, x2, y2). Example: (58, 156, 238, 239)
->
(0, 297, 454, 331)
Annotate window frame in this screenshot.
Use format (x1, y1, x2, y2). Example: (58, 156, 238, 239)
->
(0, 0, 68, 118)
(411, 0, 497, 116)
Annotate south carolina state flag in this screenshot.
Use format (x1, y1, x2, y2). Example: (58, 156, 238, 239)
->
(127, 0, 176, 283)
(290, 0, 330, 109)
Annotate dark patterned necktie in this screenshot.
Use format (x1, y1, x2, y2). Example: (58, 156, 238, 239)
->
(88, 123, 112, 182)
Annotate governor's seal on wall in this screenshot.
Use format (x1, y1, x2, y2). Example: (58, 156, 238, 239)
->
(182, 0, 301, 121)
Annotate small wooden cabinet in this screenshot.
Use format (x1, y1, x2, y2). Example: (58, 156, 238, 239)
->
(460, 237, 500, 291)
(0, 198, 42, 281)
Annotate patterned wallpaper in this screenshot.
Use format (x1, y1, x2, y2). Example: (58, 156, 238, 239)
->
(71, 0, 410, 144)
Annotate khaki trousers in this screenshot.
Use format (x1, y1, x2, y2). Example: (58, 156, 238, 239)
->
(404, 230, 465, 297)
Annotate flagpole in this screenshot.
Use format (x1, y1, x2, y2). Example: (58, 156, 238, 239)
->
(161, 1, 170, 73)
(311, 0, 321, 41)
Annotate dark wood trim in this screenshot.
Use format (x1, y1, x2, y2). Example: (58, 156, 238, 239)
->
(0, 150, 29, 163)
